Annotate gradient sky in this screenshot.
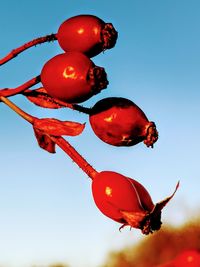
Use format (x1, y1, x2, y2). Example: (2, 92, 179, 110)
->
(0, 1, 200, 267)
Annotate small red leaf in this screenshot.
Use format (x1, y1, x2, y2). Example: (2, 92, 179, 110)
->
(23, 88, 66, 109)
(34, 128, 56, 153)
(33, 118, 85, 136)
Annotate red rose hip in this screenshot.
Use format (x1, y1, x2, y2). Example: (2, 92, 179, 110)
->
(40, 52, 108, 103)
(174, 250, 200, 267)
(92, 171, 179, 234)
(89, 97, 158, 147)
(158, 250, 200, 267)
(57, 14, 118, 57)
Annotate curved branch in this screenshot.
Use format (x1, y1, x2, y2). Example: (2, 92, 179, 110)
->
(51, 136, 98, 179)
(0, 95, 98, 180)
(22, 87, 92, 114)
(0, 76, 41, 99)
(0, 34, 57, 66)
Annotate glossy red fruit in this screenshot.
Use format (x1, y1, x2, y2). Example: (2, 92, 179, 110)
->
(57, 14, 118, 58)
(173, 250, 200, 267)
(89, 97, 158, 147)
(40, 52, 108, 103)
(92, 171, 179, 235)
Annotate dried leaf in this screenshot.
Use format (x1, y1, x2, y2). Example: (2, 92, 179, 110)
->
(33, 118, 85, 136)
(119, 182, 180, 235)
(24, 88, 65, 109)
(34, 128, 56, 153)
(151, 181, 180, 214)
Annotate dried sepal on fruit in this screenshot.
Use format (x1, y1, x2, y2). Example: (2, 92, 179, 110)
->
(120, 181, 179, 234)
(92, 171, 179, 235)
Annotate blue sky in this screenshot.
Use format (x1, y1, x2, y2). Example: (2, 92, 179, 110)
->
(0, 1, 200, 267)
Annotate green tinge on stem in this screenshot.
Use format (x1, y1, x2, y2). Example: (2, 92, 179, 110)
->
(0, 96, 34, 123)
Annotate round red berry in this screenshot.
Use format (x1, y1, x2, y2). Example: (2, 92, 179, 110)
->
(92, 171, 179, 234)
(57, 14, 118, 57)
(92, 171, 154, 222)
(89, 97, 158, 147)
(174, 250, 200, 267)
(40, 52, 108, 103)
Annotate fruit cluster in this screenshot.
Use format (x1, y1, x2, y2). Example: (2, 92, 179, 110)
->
(0, 14, 178, 235)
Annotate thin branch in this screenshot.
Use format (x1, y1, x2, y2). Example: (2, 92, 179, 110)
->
(72, 103, 92, 114)
(41, 92, 92, 114)
(51, 136, 98, 180)
(0, 95, 98, 180)
(0, 95, 35, 123)
(22, 88, 92, 114)
(0, 34, 57, 66)
(0, 76, 41, 99)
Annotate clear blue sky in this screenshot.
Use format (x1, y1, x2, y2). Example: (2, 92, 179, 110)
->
(0, 1, 200, 267)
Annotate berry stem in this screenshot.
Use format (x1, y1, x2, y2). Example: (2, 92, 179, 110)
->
(22, 87, 92, 114)
(45, 95, 92, 114)
(71, 103, 92, 114)
(0, 34, 57, 66)
(50, 136, 98, 180)
(0, 76, 41, 99)
(0, 79, 91, 115)
(0, 95, 98, 180)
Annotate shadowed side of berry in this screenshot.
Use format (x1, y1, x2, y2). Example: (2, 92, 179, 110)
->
(89, 97, 158, 147)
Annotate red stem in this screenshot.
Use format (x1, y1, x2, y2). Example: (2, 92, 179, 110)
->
(0, 34, 57, 66)
(0, 76, 41, 99)
(43, 93, 92, 114)
(0, 95, 98, 180)
(51, 136, 98, 180)
(22, 87, 92, 114)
